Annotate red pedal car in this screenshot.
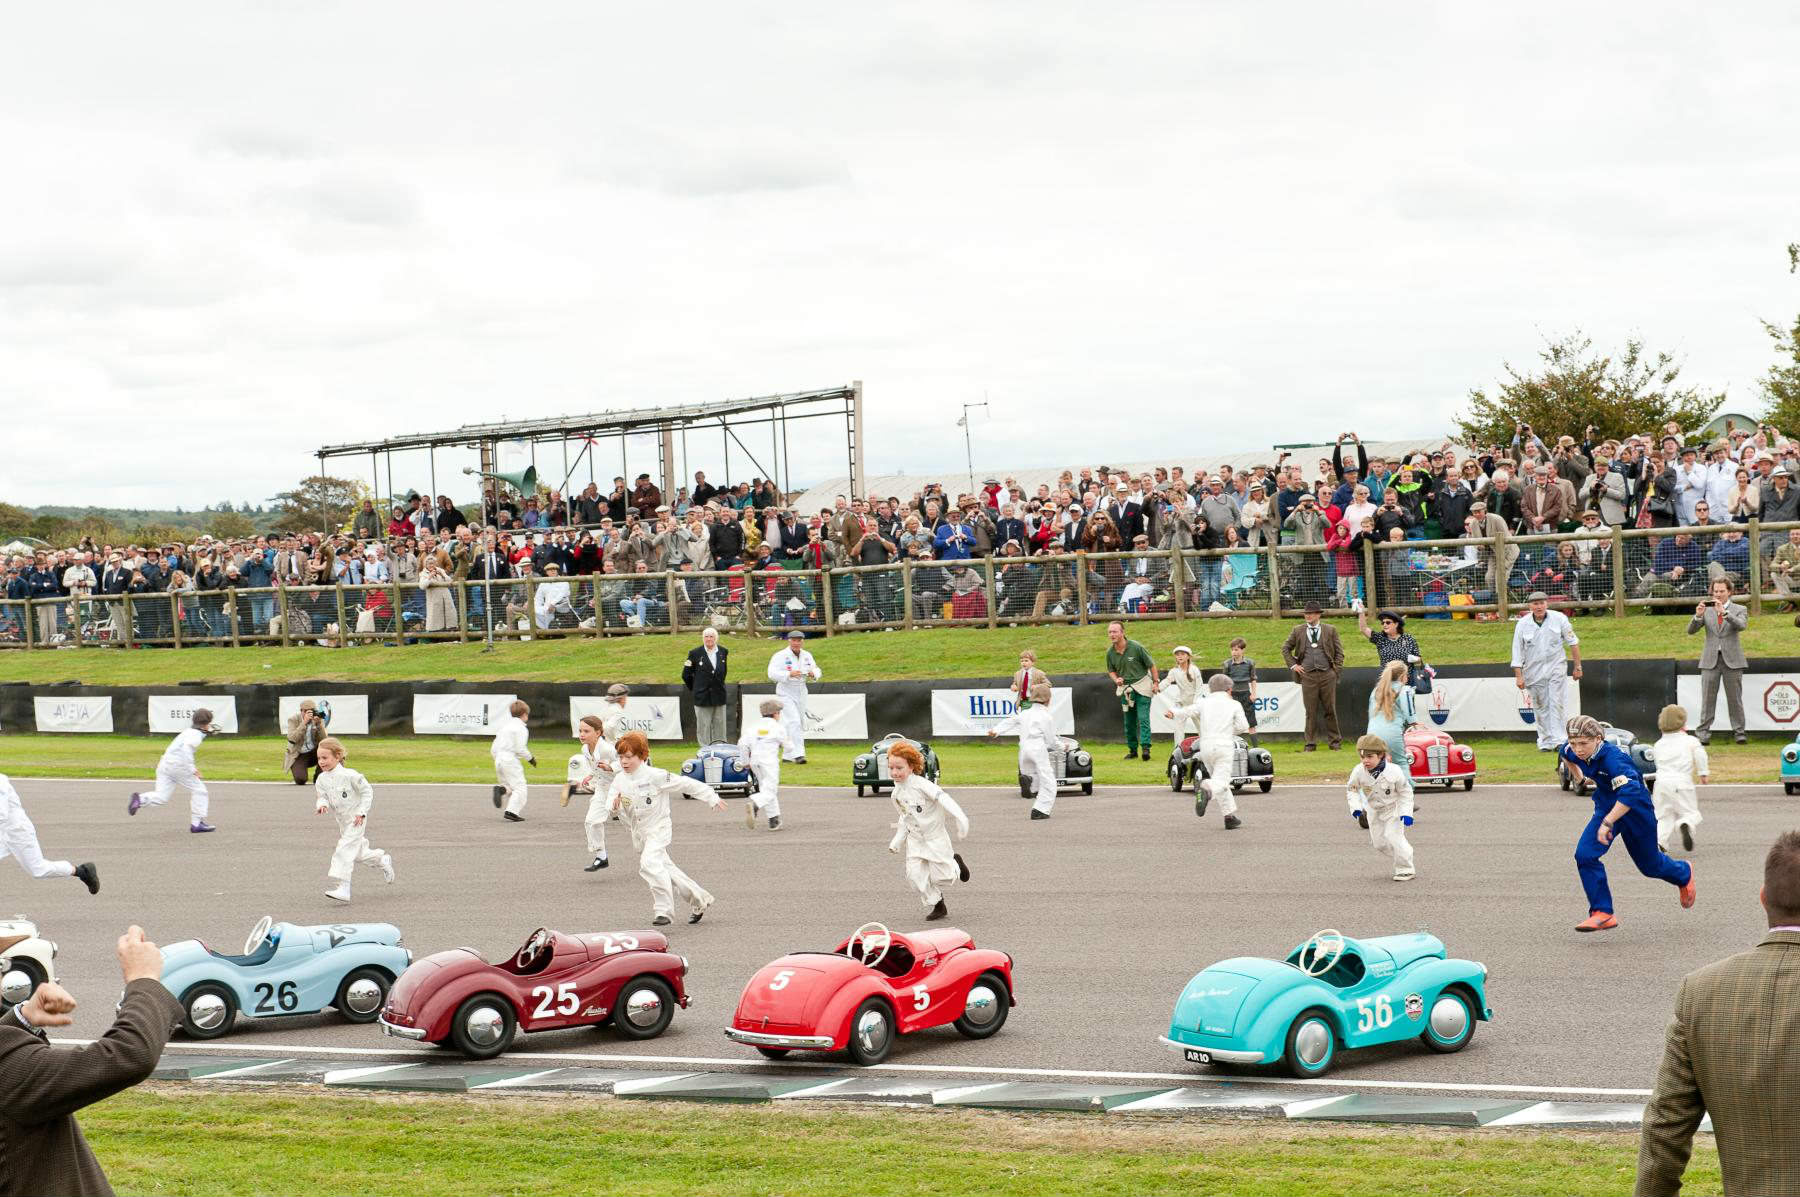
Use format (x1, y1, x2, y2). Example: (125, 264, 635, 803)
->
(380, 927, 689, 1060)
(1404, 726, 1477, 791)
(725, 922, 1014, 1065)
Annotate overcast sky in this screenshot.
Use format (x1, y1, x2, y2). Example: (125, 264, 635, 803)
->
(4, 3, 1797, 509)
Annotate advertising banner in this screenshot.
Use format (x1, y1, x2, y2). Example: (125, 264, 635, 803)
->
(411, 693, 519, 735)
(568, 696, 684, 740)
(739, 693, 868, 741)
(33, 696, 114, 733)
(277, 695, 371, 736)
(1417, 677, 1582, 733)
(930, 688, 1075, 736)
(1676, 673, 1800, 731)
(1150, 682, 1304, 734)
(148, 695, 239, 734)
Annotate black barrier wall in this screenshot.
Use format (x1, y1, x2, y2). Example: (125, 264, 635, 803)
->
(3, 659, 1787, 741)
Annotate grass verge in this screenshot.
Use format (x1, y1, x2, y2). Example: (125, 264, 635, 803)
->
(4, 610, 1794, 687)
(83, 1088, 1717, 1197)
(0, 733, 1786, 787)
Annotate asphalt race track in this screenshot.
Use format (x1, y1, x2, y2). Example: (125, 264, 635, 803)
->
(9, 771, 1792, 1095)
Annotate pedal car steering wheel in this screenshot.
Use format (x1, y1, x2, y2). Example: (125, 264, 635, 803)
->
(517, 927, 554, 971)
(243, 915, 274, 956)
(1296, 928, 1346, 978)
(847, 922, 892, 971)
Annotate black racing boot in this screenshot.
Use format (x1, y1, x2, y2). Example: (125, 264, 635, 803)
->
(503, 811, 524, 822)
(1223, 814, 1243, 830)
(492, 786, 505, 809)
(926, 899, 948, 921)
(583, 854, 609, 872)
(954, 853, 970, 882)
(1680, 823, 1694, 851)
(74, 862, 100, 894)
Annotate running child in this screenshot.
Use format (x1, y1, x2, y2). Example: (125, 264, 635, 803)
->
(491, 700, 535, 822)
(0, 773, 98, 893)
(607, 731, 727, 925)
(1650, 704, 1709, 853)
(128, 708, 218, 833)
(561, 713, 616, 871)
(736, 699, 794, 831)
(886, 741, 970, 920)
(1345, 733, 1415, 881)
(1560, 714, 1695, 932)
(990, 674, 1060, 819)
(313, 737, 394, 903)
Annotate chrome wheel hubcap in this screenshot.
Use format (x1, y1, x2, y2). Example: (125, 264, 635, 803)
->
(465, 1005, 506, 1046)
(1295, 1019, 1331, 1066)
(1430, 996, 1469, 1041)
(344, 978, 383, 1015)
(624, 987, 664, 1028)
(855, 1008, 890, 1055)
(189, 993, 228, 1031)
(961, 984, 1000, 1027)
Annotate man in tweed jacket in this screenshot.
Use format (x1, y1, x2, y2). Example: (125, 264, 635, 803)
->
(1636, 830, 1800, 1195)
(0, 925, 182, 1196)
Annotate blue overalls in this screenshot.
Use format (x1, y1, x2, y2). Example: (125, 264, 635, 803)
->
(1559, 741, 1691, 914)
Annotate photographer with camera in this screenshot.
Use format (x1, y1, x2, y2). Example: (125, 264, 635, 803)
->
(1688, 577, 1748, 745)
(283, 698, 327, 786)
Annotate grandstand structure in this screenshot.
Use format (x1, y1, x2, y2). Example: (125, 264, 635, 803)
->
(317, 384, 865, 509)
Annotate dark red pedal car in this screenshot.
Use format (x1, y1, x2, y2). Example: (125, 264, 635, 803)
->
(380, 927, 689, 1060)
(725, 921, 1015, 1065)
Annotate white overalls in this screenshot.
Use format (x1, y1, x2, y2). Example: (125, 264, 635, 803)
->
(1158, 666, 1203, 737)
(766, 646, 820, 761)
(1650, 731, 1708, 849)
(610, 765, 722, 919)
(1510, 610, 1579, 749)
(568, 738, 619, 858)
(1346, 762, 1415, 879)
(1176, 691, 1250, 818)
(888, 775, 970, 910)
(142, 728, 210, 820)
(736, 716, 794, 820)
(492, 715, 531, 816)
(993, 704, 1061, 815)
(0, 774, 75, 880)
(314, 765, 390, 888)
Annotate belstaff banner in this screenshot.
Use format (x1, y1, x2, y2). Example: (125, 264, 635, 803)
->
(148, 695, 239, 734)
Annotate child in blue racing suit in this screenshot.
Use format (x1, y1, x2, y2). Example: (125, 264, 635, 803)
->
(1559, 715, 1695, 932)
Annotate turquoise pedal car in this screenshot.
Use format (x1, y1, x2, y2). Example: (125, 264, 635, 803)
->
(1782, 735, 1800, 795)
(162, 915, 411, 1040)
(1160, 929, 1492, 1078)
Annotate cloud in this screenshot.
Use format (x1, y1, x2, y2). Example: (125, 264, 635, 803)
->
(570, 128, 851, 197)
(258, 170, 421, 229)
(201, 126, 321, 161)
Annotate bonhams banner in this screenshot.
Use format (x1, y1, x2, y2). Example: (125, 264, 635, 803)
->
(739, 693, 868, 741)
(277, 695, 371, 736)
(34, 696, 114, 733)
(412, 693, 518, 735)
(1676, 673, 1800, 731)
(930, 688, 1075, 736)
(569, 696, 683, 740)
(149, 695, 239, 734)
(1418, 677, 1582, 732)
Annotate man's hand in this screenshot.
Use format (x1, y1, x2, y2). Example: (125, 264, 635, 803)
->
(18, 980, 77, 1028)
(1291, 664, 1304, 677)
(1572, 664, 1583, 679)
(117, 925, 162, 984)
(1695, 603, 1708, 619)
(1514, 671, 1525, 690)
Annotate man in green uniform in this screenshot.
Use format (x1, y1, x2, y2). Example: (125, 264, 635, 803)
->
(1105, 620, 1159, 760)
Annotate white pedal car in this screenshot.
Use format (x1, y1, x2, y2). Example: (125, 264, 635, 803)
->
(0, 917, 58, 1007)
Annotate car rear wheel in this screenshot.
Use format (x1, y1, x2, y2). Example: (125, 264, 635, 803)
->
(450, 993, 516, 1060)
(1420, 988, 1478, 1053)
(1258, 778, 1272, 793)
(611, 976, 676, 1040)
(1283, 1009, 1336, 1078)
(756, 1046, 790, 1059)
(334, 967, 391, 1024)
(845, 997, 895, 1066)
(180, 982, 238, 1040)
(1168, 760, 1184, 792)
(953, 971, 1010, 1040)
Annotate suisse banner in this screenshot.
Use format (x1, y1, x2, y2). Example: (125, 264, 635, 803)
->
(568, 696, 684, 740)
(1417, 676, 1582, 732)
(1150, 682, 1304, 734)
(277, 695, 371, 736)
(930, 688, 1075, 736)
(34, 696, 115, 733)
(149, 695, 239, 734)
(412, 693, 518, 736)
(1676, 673, 1800, 731)
(739, 693, 868, 741)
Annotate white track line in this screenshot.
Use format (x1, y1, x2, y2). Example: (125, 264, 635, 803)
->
(74, 1038, 1654, 1099)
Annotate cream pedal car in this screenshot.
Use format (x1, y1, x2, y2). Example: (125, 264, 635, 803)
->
(0, 917, 58, 1007)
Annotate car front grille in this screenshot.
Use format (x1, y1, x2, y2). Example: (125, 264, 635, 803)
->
(703, 758, 722, 785)
(1050, 748, 1068, 779)
(876, 756, 891, 781)
(1427, 744, 1448, 775)
(1232, 745, 1248, 779)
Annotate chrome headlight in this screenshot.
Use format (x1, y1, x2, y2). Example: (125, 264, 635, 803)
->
(1641, 748, 1656, 762)
(1075, 751, 1090, 766)
(1457, 747, 1473, 762)
(1783, 748, 1798, 763)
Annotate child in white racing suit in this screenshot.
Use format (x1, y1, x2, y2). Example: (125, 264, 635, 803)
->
(887, 741, 971, 920)
(492, 700, 534, 821)
(606, 731, 728, 926)
(129, 707, 219, 833)
(1650, 703, 1709, 852)
(562, 713, 617, 872)
(1345, 733, 1415, 881)
(314, 737, 394, 902)
(736, 699, 794, 831)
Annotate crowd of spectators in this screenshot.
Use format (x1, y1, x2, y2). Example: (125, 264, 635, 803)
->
(5, 420, 1800, 647)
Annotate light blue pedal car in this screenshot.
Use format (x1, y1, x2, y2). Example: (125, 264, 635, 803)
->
(162, 915, 411, 1040)
(1160, 929, 1492, 1078)
(1782, 734, 1800, 795)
